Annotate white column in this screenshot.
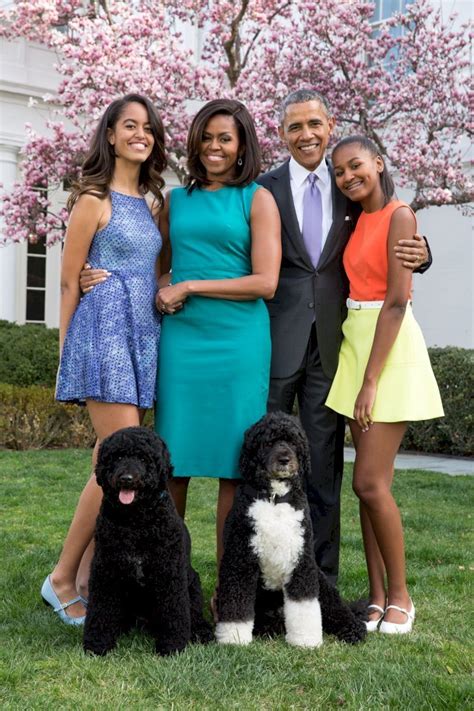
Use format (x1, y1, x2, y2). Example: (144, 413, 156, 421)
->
(0, 142, 20, 322)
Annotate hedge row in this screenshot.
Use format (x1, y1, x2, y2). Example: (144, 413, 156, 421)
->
(0, 384, 96, 450)
(0, 319, 472, 455)
(402, 347, 473, 457)
(0, 384, 157, 450)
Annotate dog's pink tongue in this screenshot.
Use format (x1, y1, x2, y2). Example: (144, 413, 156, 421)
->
(119, 489, 136, 505)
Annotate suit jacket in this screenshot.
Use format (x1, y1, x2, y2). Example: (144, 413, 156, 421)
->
(258, 159, 353, 381)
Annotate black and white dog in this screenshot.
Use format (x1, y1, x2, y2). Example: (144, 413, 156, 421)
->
(215, 413, 366, 647)
(83, 427, 213, 656)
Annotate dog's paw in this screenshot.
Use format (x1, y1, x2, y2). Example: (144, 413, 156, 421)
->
(192, 622, 214, 645)
(154, 641, 188, 656)
(215, 620, 253, 645)
(285, 631, 323, 648)
(253, 605, 285, 638)
(284, 596, 323, 648)
(348, 598, 369, 621)
(83, 643, 115, 657)
(334, 619, 367, 645)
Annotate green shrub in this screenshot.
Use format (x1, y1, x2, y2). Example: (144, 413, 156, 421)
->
(0, 320, 59, 387)
(403, 347, 473, 457)
(0, 323, 471, 455)
(0, 384, 95, 450)
(0, 383, 155, 450)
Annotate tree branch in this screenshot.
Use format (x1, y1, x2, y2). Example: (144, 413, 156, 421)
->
(241, 1, 293, 70)
(90, 1, 114, 26)
(223, 0, 250, 87)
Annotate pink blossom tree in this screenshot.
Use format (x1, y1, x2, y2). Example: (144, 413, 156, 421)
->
(0, 0, 471, 245)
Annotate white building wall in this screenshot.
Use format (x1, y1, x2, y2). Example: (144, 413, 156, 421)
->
(0, 37, 63, 326)
(400, 0, 473, 348)
(413, 206, 473, 348)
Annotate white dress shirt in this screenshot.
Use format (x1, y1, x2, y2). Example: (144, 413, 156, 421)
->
(288, 157, 333, 253)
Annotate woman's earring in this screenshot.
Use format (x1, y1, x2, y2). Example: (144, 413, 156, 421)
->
(237, 157, 243, 167)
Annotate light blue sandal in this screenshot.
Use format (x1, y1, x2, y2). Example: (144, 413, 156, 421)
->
(41, 575, 86, 626)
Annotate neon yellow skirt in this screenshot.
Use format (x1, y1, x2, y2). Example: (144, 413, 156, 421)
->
(326, 305, 444, 422)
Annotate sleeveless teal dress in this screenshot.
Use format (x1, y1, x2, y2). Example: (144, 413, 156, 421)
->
(155, 183, 271, 478)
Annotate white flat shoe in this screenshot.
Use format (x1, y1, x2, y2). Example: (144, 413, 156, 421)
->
(365, 604, 385, 632)
(379, 601, 415, 634)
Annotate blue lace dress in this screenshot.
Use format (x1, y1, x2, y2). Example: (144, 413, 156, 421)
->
(56, 191, 162, 408)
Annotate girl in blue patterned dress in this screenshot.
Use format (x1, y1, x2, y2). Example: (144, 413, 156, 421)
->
(41, 95, 166, 625)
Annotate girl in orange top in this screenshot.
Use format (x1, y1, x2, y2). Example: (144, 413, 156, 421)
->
(326, 135, 443, 634)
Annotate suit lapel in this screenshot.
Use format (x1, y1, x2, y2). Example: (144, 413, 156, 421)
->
(271, 161, 314, 270)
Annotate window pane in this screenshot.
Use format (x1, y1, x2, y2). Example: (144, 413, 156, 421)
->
(27, 238, 46, 255)
(384, 0, 402, 18)
(371, 0, 381, 22)
(26, 290, 45, 322)
(27, 256, 46, 288)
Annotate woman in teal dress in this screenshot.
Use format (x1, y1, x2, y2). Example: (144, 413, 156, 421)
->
(155, 99, 281, 581)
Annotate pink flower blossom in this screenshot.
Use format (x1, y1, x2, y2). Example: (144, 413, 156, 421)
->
(0, 0, 471, 245)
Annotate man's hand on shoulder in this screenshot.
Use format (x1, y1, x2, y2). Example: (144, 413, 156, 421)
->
(394, 233, 430, 272)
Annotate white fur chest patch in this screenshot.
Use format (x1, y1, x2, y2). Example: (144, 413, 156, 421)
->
(248, 500, 305, 591)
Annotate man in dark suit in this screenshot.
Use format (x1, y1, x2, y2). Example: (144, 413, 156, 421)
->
(258, 89, 429, 584)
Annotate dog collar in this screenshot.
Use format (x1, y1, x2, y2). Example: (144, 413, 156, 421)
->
(242, 483, 293, 505)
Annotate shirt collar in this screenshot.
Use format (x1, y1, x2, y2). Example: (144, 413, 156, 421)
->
(289, 156, 330, 189)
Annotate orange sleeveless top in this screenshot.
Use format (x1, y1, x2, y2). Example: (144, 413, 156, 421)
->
(343, 200, 415, 301)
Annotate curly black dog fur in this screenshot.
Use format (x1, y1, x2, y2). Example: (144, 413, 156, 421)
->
(83, 427, 213, 656)
(215, 412, 366, 647)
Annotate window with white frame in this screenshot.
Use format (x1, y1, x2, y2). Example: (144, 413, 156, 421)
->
(26, 236, 47, 322)
(26, 185, 47, 323)
(371, 0, 413, 68)
(372, 0, 411, 24)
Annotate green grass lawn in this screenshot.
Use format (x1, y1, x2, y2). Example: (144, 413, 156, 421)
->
(0, 449, 472, 710)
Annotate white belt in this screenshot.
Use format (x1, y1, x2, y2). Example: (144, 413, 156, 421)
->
(347, 298, 384, 310)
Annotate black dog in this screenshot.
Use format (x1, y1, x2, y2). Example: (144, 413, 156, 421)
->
(215, 412, 366, 647)
(83, 427, 212, 656)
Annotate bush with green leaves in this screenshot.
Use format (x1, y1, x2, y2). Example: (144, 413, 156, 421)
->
(403, 347, 473, 457)
(0, 320, 58, 387)
(0, 382, 155, 450)
(0, 322, 471, 454)
(0, 383, 95, 450)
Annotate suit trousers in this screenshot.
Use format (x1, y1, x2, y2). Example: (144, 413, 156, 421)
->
(267, 324, 345, 585)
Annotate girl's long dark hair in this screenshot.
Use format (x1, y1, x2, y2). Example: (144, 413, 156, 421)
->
(186, 99, 261, 192)
(332, 134, 395, 206)
(67, 94, 167, 213)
